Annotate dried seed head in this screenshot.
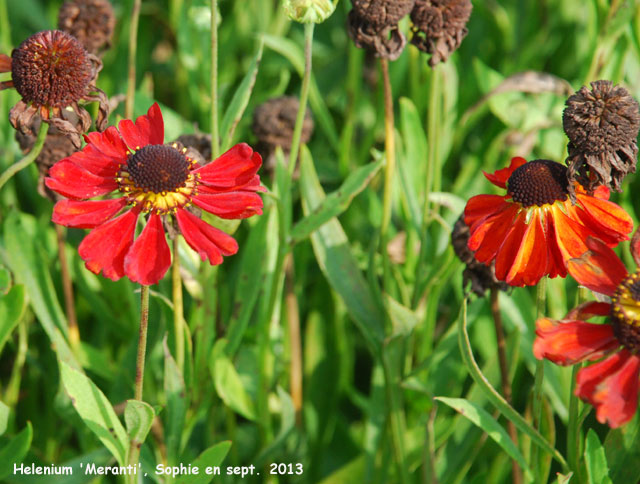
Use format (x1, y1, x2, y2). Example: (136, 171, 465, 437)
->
(410, 0, 472, 67)
(452, 215, 507, 297)
(347, 9, 407, 60)
(58, 0, 116, 55)
(563, 80, 640, 194)
(507, 160, 569, 207)
(174, 134, 212, 165)
(11, 30, 93, 108)
(611, 271, 640, 354)
(352, 0, 415, 29)
(252, 96, 314, 151)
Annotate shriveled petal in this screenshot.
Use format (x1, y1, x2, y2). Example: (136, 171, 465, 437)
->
(567, 236, 627, 297)
(52, 198, 127, 229)
(470, 203, 520, 262)
(575, 194, 633, 244)
(504, 210, 549, 286)
(576, 351, 640, 428)
(123, 214, 171, 285)
(78, 209, 138, 280)
(118, 103, 164, 151)
(175, 209, 238, 265)
(192, 191, 264, 219)
(464, 194, 511, 230)
(84, 125, 130, 160)
(494, 212, 527, 284)
(46, 160, 117, 199)
(483, 156, 527, 188)
(194, 143, 262, 190)
(0, 53, 11, 72)
(534, 317, 618, 365)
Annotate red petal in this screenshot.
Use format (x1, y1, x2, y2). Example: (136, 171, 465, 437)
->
(83, 125, 130, 160)
(194, 143, 262, 189)
(52, 198, 127, 229)
(483, 157, 527, 188)
(175, 209, 238, 265)
(464, 194, 511, 230)
(62, 147, 120, 177)
(533, 317, 618, 365)
(550, 205, 592, 261)
(566, 301, 613, 320)
(46, 160, 117, 199)
(78, 209, 138, 280)
(575, 194, 633, 244)
(192, 191, 263, 219)
(567, 236, 627, 297)
(470, 203, 520, 261)
(118, 103, 164, 151)
(494, 212, 528, 285)
(576, 351, 640, 428)
(504, 210, 549, 286)
(0, 53, 11, 72)
(124, 214, 171, 285)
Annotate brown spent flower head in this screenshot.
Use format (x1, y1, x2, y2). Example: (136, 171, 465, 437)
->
(347, 9, 407, 60)
(174, 133, 213, 165)
(0, 30, 109, 148)
(352, 0, 415, 29)
(563, 80, 640, 194)
(58, 0, 116, 55)
(410, 0, 472, 67)
(451, 215, 508, 297)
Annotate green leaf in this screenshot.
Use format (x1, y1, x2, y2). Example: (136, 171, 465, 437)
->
(585, 429, 612, 484)
(0, 401, 8, 436)
(210, 340, 256, 420)
(290, 159, 382, 244)
(299, 146, 384, 350)
(385, 294, 419, 338)
(125, 400, 155, 449)
(175, 441, 232, 484)
(163, 338, 187, 465)
(435, 397, 531, 479)
(604, 410, 640, 483)
(220, 39, 263, 150)
(59, 361, 128, 466)
(0, 266, 10, 294)
(555, 473, 573, 484)
(255, 387, 296, 467)
(0, 284, 25, 354)
(0, 423, 32, 480)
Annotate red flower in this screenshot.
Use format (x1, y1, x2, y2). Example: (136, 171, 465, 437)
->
(464, 157, 632, 286)
(534, 236, 640, 428)
(46, 103, 264, 285)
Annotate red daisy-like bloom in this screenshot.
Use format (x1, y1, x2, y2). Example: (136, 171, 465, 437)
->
(45, 103, 264, 285)
(534, 234, 640, 428)
(464, 157, 632, 286)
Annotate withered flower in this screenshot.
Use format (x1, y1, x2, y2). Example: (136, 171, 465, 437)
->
(451, 215, 507, 297)
(0, 30, 109, 147)
(563, 80, 640, 195)
(410, 0, 472, 67)
(58, 0, 116, 56)
(174, 133, 213, 166)
(352, 0, 415, 28)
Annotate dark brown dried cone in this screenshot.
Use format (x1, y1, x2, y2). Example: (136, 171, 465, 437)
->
(563, 80, 640, 194)
(174, 133, 212, 165)
(352, 0, 415, 29)
(451, 215, 507, 297)
(347, 9, 407, 60)
(410, 0, 472, 67)
(16, 120, 78, 202)
(58, 0, 116, 55)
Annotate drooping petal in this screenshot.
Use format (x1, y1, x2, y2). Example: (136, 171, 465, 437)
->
(175, 209, 238, 265)
(574, 194, 633, 244)
(549, 204, 591, 261)
(46, 160, 117, 199)
(123, 214, 171, 285)
(470, 203, 520, 261)
(52, 198, 127, 229)
(84, 125, 130, 160)
(192, 191, 264, 219)
(494, 212, 528, 284)
(482, 156, 527, 188)
(464, 194, 511, 230)
(567, 236, 627, 297)
(576, 350, 640, 428)
(533, 317, 618, 365)
(194, 143, 262, 189)
(62, 147, 120, 177)
(566, 301, 613, 320)
(118, 103, 164, 151)
(78, 209, 138, 280)
(504, 209, 549, 286)
(0, 53, 11, 72)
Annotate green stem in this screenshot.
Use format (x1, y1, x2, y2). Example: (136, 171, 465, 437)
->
(126, 0, 142, 120)
(0, 121, 48, 191)
(0, 0, 10, 54)
(567, 363, 582, 478)
(55, 225, 79, 348)
(382, 350, 409, 484)
(288, 22, 314, 178)
(423, 65, 441, 224)
(172, 237, 185, 372)
(530, 277, 547, 481)
(210, 0, 220, 159)
(380, 58, 396, 240)
(4, 317, 28, 408)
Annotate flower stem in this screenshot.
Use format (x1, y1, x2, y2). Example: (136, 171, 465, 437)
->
(210, 0, 220, 159)
(530, 277, 547, 481)
(172, 237, 185, 372)
(134, 285, 150, 402)
(567, 363, 582, 478)
(284, 255, 302, 425)
(125, 0, 142, 120)
(380, 58, 395, 240)
(288, 22, 314, 178)
(490, 289, 522, 484)
(55, 224, 79, 348)
(0, 121, 48, 191)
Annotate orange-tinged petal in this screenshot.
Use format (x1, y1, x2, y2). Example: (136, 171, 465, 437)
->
(575, 194, 633, 244)
(124, 214, 171, 285)
(567, 236, 627, 297)
(534, 318, 618, 365)
(52, 198, 127, 229)
(576, 350, 640, 428)
(494, 212, 528, 284)
(468, 202, 519, 257)
(566, 301, 612, 320)
(483, 156, 527, 188)
(550, 205, 591, 261)
(504, 210, 549, 285)
(464, 194, 511, 231)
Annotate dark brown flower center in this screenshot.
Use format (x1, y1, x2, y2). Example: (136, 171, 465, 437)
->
(611, 271, 640, 353)
(127, 145, 190, 193)
(11, 30, 93, 108)
(507, 160, 569, 207)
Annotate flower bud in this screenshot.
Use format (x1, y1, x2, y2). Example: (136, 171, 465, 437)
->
(283, 0, 336, 24)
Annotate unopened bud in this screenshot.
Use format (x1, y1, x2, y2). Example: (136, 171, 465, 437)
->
(283, 0, 337, 23)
